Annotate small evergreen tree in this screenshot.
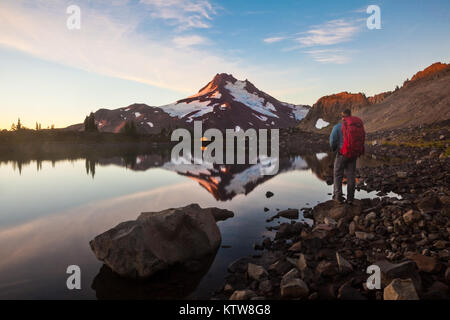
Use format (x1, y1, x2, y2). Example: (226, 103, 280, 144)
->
(84, 112, 98, 132)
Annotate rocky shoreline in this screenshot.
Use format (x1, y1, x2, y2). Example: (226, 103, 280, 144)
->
(212, 122, 449, 300)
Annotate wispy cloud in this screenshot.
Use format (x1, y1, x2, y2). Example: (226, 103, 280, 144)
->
(263, 36, 286, 44)
(0, 1, 236, 93)
(269, 18, 362, 64)
(296, 19, 360, 47)
(172, 35, 208, 47)
(304, 49, 352, 64)
(140, 0, 217, 30)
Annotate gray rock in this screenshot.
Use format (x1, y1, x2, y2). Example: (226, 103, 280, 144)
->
(349, 221, 356, 235)
(230, 290, 257, 300)
(374, 259, 421, 290)
(288, 241, 302, 252)
(247, 263, 268, 281)
(313, 200, 362, 223)
(280, 271, 309, 299)
(278, 209, 299, 220)
(315, 260, 337, 277)
(336, 252, 353, 273)
(324, 217, 337, 227)
(282, 268, 300, 282)
(296, 254, 308, 274)
(89, 203, 223, 278)
(228, 257, 253, 273)
(365, 212, 377, 221)
(402, 210, 421, 225)
(268, 259, 292, 275)
(383, 279, 419, 300)
(258, 280, 273, 295)
(208, 207, 234, 222)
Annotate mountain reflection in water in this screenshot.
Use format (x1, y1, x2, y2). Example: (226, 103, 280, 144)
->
(83, 152, 334, 201)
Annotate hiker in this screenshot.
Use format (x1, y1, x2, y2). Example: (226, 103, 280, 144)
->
(329, 109, 365, 205)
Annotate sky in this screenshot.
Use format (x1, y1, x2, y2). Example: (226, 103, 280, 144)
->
(0, 0, 449, 130)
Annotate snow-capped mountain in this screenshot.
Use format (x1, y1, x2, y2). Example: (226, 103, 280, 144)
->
(66, 73, 309, 133)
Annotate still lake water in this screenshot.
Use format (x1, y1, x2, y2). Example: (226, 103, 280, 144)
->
(0, 151, 386, 299)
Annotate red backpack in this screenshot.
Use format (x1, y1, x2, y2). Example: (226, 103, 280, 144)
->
(340, 116, 365, 158)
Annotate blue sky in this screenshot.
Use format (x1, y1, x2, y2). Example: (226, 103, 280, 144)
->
(0, 0, 449, 129)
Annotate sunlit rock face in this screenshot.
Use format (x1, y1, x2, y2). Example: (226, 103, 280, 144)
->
(298, 92, 370, 133)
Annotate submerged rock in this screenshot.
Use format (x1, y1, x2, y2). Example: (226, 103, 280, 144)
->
(265, 191, 274, 198)
(90, 203, 226, 278)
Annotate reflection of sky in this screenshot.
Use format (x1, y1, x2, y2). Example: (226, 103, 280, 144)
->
(0, 158, 393, 299)
(0, 161, 184, 227)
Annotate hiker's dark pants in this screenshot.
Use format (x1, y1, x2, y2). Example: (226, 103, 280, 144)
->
(333, 153, 357, 201)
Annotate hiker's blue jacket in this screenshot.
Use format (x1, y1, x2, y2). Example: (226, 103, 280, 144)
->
(330, 123, 343, 152)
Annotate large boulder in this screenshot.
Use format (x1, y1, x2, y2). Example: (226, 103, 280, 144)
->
(90, 204, 226, 278)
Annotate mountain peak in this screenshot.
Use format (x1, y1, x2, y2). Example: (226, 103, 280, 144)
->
(408, 62, 449, 84)
(187, 73, 237, 99)
(211, 73, 238, 84)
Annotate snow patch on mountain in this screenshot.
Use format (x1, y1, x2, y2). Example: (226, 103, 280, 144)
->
(288, 105, 309, 121)
(225, 80, 279, 118)
(253, 114, 268, 121)
(315, 118, 330, 129)
(316, 153, 328, 160)
(161, 100, 214, 119)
